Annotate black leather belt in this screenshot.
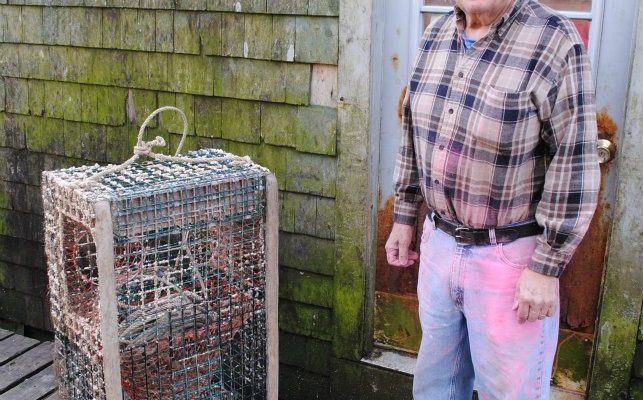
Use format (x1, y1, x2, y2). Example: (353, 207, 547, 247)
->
(430, 212, 543, 245)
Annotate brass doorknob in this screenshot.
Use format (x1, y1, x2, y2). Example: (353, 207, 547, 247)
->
(597, 139, 616, 164)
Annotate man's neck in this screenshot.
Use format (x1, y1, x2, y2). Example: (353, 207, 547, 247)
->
(463, 0, 515, 40)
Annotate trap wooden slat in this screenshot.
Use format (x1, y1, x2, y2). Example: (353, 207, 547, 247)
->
(0, 365, 56, 400)
(0, 329, 13, 341)
(0, 335, 39, 365)
(0, 342, 53, 393)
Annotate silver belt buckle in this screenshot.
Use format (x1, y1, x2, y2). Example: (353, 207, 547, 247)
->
(454, 226, 474, 244)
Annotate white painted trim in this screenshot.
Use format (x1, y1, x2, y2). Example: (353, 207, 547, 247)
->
(588, 0, 605, 81)
(408, 0, 424, 76)
(265, 174, 279, 400)
(361, 349, 415, 375)
(420, 5, 592, 20)
(94, 201, 123, 400)
(419, 5, 452, 14)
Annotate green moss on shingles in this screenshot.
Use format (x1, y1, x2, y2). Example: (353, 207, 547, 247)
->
(194, 96, 222, 138)
(278, 300, 333, 341)
(221, 99, 261, 143)
(279, 266, 333, 308)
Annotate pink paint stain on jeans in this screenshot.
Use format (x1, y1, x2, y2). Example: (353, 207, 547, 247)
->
(414, 218, 559, 400)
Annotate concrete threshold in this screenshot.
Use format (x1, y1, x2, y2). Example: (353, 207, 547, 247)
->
(362, 348, 586, 399)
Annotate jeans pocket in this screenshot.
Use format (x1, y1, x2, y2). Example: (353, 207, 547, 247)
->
(420, 215, 434, 244)
(494, 236, 538, 269)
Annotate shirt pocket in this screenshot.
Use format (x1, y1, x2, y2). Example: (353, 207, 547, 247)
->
(470, 86, 537, 153)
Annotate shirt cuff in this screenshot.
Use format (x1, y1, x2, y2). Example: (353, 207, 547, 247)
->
(393, 199, 419, 226)
(528, 240, 572, 278)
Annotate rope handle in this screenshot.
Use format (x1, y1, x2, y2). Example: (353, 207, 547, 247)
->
(136, 106, 188, 157)
(71, 106, 255, 188)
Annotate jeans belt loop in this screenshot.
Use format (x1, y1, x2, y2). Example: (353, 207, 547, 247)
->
(430, 211, 437, 230)
(488, 228, 497, 245)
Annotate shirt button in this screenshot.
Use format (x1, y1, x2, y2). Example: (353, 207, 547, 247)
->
(458, 71, 464, 78)
(434, 179, 440, 185)
(439, 144, 445, 150)
(448, 108, 454, 114)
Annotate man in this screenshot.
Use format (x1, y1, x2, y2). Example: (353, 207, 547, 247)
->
(385, 0, 600, 398)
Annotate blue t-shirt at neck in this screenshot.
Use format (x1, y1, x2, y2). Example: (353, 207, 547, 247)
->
(463, 36, 476, 51)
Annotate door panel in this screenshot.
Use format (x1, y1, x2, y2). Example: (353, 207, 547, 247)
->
(374, 0, 634, 396)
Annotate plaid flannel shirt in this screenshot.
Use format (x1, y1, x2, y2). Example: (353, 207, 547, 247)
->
(393, 0, 600, 277)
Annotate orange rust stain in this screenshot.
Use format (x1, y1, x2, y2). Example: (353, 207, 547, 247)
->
(375, 195, 426, 295)
(397, 85, 408, 125)
(391, 54, 400, 71)
(597, 109, 617, 141)
(559, 139, 612, 332)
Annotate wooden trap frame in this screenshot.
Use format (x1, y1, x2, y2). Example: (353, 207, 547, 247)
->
(42, 107, 278, 400)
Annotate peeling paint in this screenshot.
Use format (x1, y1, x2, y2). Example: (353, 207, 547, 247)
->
(390, 54, 399, 71)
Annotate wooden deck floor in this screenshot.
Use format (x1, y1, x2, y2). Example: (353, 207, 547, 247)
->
(0, 328, 58, 400)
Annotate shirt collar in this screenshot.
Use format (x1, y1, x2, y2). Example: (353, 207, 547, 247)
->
(454, 0, 526, 39)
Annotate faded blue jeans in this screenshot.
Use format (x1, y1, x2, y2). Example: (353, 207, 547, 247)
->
(413, 218, 559, 400)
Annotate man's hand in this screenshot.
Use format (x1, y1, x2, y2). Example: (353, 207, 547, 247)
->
(512, 268, 558, 323)
(385, 223, 419, 268)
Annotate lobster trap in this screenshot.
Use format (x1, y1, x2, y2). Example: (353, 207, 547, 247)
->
(42, 107, 278, 400)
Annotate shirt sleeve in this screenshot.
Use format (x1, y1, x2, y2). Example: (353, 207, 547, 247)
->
(530, 42, 601, 277)
(392, 88, 424, 226)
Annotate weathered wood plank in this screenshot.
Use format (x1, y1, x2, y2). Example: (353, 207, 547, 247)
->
(0, 329, 13, 341)
(42, 392, 59, 400)
(333, 0, 379, 360)
(0, 365, 55, 400)
(0, 342, 53, 393)
(0, 334, 39, 365)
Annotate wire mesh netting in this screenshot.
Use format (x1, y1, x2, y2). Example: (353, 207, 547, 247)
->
(43, 148, 273, 400)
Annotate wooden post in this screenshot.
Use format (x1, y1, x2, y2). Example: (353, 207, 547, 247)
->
(94, 200, 123, 400)
(265, 174, 279, 400)
(334, 0, 379, 360)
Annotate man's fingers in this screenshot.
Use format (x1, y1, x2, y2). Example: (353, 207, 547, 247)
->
(527, 305, 542, 322)
(545, 306, 555, 317)
(398, 242, 409, 264)
(385, 223, 418, 268)
(385, 247, 399, 265)
(517, 303, 530, 324)
(385, 246, 409, 267)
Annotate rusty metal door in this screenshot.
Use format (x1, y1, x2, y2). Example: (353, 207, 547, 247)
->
(373, 0, 636, 396)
